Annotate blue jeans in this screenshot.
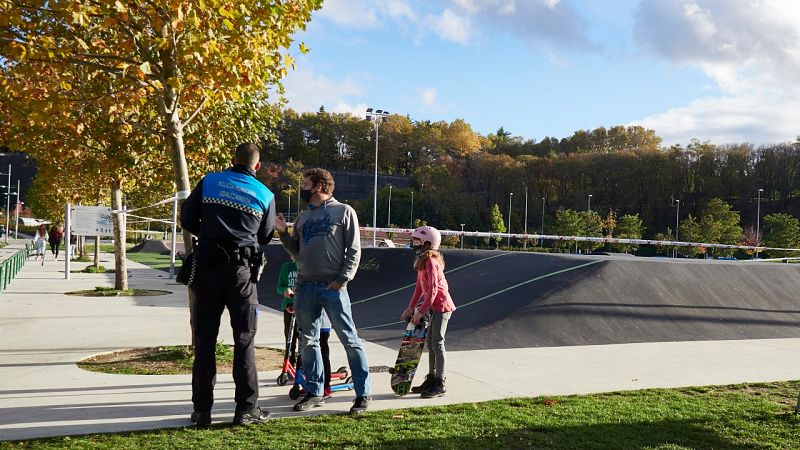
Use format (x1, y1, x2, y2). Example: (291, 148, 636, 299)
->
(294, 281, 371, 397)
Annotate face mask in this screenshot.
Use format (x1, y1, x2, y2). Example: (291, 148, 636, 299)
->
(300, 188, 314, 203)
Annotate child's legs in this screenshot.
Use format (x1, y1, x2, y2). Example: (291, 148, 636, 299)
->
(427, 311, 451, 378)
(282, 309, 293, 343)
(320, 329, 331, 388)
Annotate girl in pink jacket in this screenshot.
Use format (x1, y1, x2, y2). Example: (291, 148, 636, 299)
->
(400, 225, 456, 398)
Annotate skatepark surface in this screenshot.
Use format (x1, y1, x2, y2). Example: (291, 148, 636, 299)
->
(258, 246, 800, 349)
(2, 241, 800, 441)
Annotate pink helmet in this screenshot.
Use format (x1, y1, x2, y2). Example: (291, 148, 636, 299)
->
(411, 225, 441, 250)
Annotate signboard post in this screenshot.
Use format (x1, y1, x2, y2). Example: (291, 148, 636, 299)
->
(67, 205, 114, 279)
(72, 206, 113, 236)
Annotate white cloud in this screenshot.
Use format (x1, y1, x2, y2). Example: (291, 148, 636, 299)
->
(633, 94, 800, 146)
(428, 9, 472, 44)
(387, 0, 417, 21)
(448, 0, 594, 50)
(316, 0, 380, 29)
(544, 0, 561, 11)
(419, 88, 438, 108)
(282, 67, 367, 116)
(316, 0, 592, 49)
(330, 102, 370, 117)
(633, 0, 800, 144)
(453, 0, 479, 14)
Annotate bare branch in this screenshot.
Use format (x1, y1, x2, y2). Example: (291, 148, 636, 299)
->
(182, 94, 209, 127)
(121, 118, 165, 137)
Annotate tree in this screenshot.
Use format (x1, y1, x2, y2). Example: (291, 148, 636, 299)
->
(578, 210, 603, 253)
(1, 0, 321, 247)
(699, 198, 742, 257)
(762, 213, 800, 257)
(442, 119, 481, 158)
(2, 0, 319, 301)
(489, 203, 505, 249)
(554, 209, 584, 253)
(679, 215, 703, 258)
(613, 214, 645, 254)
(654, 228, 676, 256)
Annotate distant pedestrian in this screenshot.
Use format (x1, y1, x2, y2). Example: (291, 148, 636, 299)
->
(400, 225, 456, 398)
(48, 221, 64, 261)
(69, 231, 77, 260)
(33, 224, 47, 265)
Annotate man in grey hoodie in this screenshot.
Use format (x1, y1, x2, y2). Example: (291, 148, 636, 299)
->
(275, 168, 372, 414)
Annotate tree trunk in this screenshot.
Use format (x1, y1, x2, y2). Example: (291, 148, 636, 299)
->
(94, 236, 100, 267)
(159, 35, 196, 342)
(111, 179, 128, 290)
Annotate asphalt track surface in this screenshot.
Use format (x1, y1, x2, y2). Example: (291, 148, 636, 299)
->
(258, 245, 800, 351)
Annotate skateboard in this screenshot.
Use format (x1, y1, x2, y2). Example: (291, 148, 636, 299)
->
(390, 310, 431, 396)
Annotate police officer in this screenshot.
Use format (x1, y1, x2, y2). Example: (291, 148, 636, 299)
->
(181, 142, 276, 426)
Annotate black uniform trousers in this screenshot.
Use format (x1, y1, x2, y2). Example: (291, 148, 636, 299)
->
(191, 258, 259, 414)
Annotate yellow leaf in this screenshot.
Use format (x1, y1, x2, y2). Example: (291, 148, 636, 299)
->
(139, 61, 152, 75)
(60, 81, 72, 91)
(76, 37, 90, 51)
(114, 1, 127, 13)
(166, 77, 182, 91)
(7, 42, 26, 60)
(299, 42, 310, 54)
(223, 19, 234, 30)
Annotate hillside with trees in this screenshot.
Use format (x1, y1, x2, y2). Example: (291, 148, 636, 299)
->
(264, 108, 800, 256)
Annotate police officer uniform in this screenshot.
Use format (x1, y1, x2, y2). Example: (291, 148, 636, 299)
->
(181, 162, 275, 423)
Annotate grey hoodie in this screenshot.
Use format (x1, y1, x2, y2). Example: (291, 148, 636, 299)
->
(279, 197, 361, 285)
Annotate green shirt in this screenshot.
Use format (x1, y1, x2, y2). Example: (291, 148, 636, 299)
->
(276, 260, 297, 311)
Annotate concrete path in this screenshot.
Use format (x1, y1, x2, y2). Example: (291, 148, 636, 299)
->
(1, 242, 799, 441)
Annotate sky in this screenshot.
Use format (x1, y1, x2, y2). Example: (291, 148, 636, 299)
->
(281, 0, 800, 147)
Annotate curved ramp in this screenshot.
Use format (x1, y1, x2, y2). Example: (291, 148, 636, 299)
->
(257, 245, 800, 350)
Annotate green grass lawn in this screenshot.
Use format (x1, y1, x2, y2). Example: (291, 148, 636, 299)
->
(3, 381, 799, 449)
(98, 244, 180, 272)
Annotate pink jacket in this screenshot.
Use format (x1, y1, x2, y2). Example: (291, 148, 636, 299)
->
(406, 257, 456, 314)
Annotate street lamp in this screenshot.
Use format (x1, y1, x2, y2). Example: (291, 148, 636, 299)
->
(11, 180, 18, 239)
(297, 174, 301, 221)
(286, 184, 291, 222)
(409, 190, 414, 228)
(460, 223, 465, 249)
(674, 199, 680, 258)
(507, 192, 513, 247)
(587, 194, 592, 211)
(1, 185, 19, 241)
(15, 200, 22, 239)
(523, 188, 529, 250)
(366, 107, 389, 246)
(387, 185, 392, 227)
(756, 188, 764, 259)
(0, 164, 10, 243)
(541, 197, 545, 248)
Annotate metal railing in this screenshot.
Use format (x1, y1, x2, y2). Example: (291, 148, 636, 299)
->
(0, 245, 29, 293)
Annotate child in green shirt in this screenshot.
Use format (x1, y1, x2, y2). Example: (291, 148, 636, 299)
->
(276, 257, 333, 397)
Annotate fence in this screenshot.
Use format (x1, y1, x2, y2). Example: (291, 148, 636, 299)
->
(0, 245, 29, 293)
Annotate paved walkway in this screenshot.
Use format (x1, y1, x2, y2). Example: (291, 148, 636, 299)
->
(1, 241, 799, 441)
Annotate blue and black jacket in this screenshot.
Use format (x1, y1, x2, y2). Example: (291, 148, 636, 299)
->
(181, 164, 276, 250)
